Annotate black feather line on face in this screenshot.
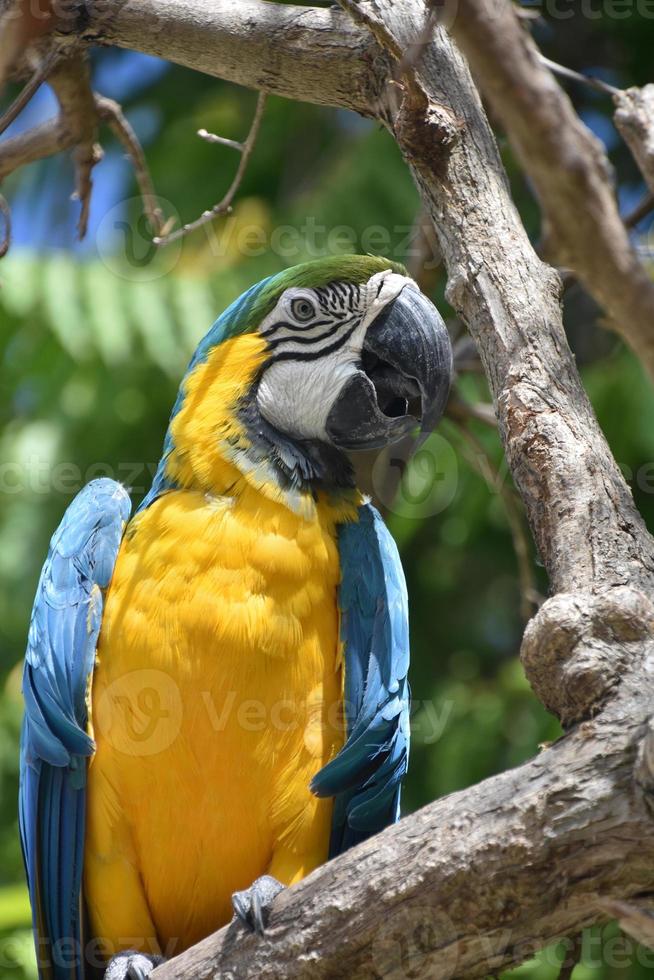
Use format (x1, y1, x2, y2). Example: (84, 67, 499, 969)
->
(266, 321, 361, 364)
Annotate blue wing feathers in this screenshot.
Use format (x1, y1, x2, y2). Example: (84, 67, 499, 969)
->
(312, 503, 410, 857)
(19, 478, 131, 980)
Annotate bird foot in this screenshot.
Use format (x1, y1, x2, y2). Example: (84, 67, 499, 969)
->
(231, 874, 285, 936)
(104, 951, 166, 980)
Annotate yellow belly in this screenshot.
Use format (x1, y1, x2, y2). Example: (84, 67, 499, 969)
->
(84, 487, 345, 957)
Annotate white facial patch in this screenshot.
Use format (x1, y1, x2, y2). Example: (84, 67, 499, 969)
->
(256, 270, 412, 442)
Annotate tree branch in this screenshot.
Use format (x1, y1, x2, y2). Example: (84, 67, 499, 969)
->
(614, 85, 654, 196)
(151, 664, 654, 979)
(95, 94, 166, 237)
(0, 115, 76, 179)
(47, 52, 100, 238)
(449, 0, 654, 382)
(0, 49, 57, 136)
(84, 0, 385, 116)
(153, 90, 266, 246)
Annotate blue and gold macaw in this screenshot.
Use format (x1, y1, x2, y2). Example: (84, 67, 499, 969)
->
(19, 255, 452, 979)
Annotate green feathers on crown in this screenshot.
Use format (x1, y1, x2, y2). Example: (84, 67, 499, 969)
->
(197, 255, 408, 357)
(241, 255, 408, 334)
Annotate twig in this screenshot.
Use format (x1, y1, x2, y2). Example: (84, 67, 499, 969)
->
(596, 898, 654, 949)
(154, 91, 266, 246)
(0, 50, 58, 137)
(197, 129, 244, 152)
(95, 95, 166, 237)
(48, 53, 99, 239)
(456, 420, 540, 621)
(0, 55, 170, 255)
(558, 933, 583, 980)
(0, 192, 10, 257)
(624, 192, 654, 229)
(539, 55, 620, 97)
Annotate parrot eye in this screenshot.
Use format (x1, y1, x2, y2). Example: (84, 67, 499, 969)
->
(290, 297, 315, 323)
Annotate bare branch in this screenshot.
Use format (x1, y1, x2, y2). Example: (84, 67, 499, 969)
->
(95, 95, 166, 237)
(47, 52, 100, 238)
(0, 55, 169, 250)
(337, 0, 403, 62)
(0, 115, 75, 179)
(0, 49, 57, 137)
(538, 54, 619, 97)
(624, 192, 654, 229)
(197, 129, 244, 152)
(83, 0, 382, 117)
(596, 898, 654, 950)
(396, 1, 440, 79)
(0, 191, 10, 257)
(153, 91, 266, 246)
(450, 0, 654, 382)
(614, 85, 654, 196)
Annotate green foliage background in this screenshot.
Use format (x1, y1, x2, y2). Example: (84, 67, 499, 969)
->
(1, 5, 654, 977)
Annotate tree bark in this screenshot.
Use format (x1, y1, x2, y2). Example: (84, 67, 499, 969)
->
(151, 660, 654, 979)
(450, 0, 654, 382)
(22, 0, 654, 974)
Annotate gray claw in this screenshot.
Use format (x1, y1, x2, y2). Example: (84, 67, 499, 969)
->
(232, 874, 285, 936)
(104, 951, 165, 980)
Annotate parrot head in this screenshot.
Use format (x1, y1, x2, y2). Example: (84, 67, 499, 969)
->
(150, 255, 452, 507)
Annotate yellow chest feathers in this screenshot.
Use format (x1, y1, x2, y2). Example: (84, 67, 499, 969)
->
(99, 486, 348, 674)
(86, 488, 354, 949)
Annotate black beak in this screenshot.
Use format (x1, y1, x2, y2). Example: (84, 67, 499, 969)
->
(326, 284, 453, 451)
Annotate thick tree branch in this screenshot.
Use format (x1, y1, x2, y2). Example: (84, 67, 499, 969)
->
(84, 0, 385, 116)
(449, 0, 654, 382)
